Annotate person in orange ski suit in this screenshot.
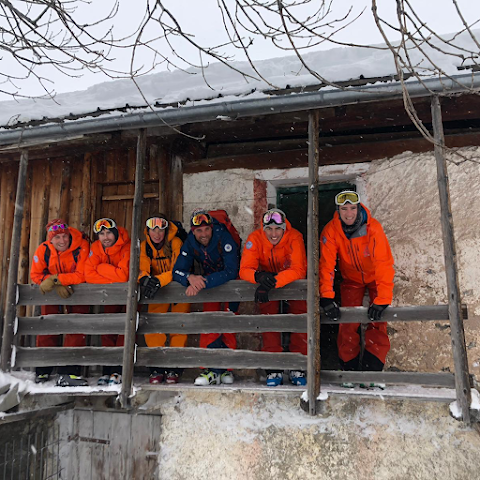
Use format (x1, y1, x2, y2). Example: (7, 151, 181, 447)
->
(240, 208, 308, 387)
(138, 213, 190, 385)
(84, 217, 131, 385)
(319, 191, 394, 371)
(30, 219, 90, 386)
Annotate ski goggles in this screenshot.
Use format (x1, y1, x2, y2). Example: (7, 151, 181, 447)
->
(262, 210, 286, 226)
(335, 191, 360, 206)
(191, 213, 213, 227)
(146, 217, 168, 230)
(93, 218, 117, 234)
(48, 223, 68, 232)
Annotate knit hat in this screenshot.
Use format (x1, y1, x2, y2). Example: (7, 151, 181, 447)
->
(190, 209, 213, 231)
(262, 208, 287, 231)
(46, 219, 70, 241)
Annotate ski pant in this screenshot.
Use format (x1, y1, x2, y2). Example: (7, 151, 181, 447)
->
(200, 302, 237, 349)
(338, 280, 390, 365)
(258, 300, 308, 356)
(144, 302, 190, 348)
(36, 304, 89, 376)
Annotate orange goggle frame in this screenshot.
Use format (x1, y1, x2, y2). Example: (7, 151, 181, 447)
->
(191, 213, 213, 226)
(335, 191, 360, 206)
(146, 217, 168, 230)
(93, 218, 116, 234)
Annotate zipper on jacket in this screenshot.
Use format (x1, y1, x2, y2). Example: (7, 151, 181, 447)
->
(349, 240, 365, 283)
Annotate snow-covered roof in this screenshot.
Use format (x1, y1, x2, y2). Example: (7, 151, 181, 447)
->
(0, 28, 478, 130)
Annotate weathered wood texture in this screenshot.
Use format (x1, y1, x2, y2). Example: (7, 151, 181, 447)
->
(17, 279, 307, 305)
(121, 129, 146, 408)
(136, 347, 307, 369)
(68, 410, 161, 480)
(1, 151, 28, 370)
(431, 95, 472, 424)
(307, 110, 321, 414)
(16, 305, 466, 337)
(14, 347, 124, 367)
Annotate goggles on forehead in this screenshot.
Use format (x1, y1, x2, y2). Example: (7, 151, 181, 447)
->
(192, 213, 213, 226)
(48, 223, 68, 232)
(262, 210, 286, 226)
(93, 218, 116, 234)
(146, 217, 168, 230)
(335, 191, 360, 206)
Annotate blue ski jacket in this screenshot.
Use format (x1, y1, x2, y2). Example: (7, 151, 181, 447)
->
(173, 221, 239, 289)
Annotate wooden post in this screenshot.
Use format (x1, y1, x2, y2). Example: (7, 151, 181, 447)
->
(1, 151, 29, 370)
(169, 140, 185, 222)
(120, 129, 146, 408)
(306, 111, 321, 415)
(431, 95, 471, 424)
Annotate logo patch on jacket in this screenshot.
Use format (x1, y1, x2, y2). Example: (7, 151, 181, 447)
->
(322, 236, 327, 245)
(89, 251, 93, 257)
(182, 251, 188, 256)
(224, 244, 232, 252)
(33, 255, 39, 263)
(246, 241, 253, 249)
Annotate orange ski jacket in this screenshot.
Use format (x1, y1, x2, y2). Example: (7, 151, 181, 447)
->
(319, 204, 394, 305)
(30, 227, 90, 286)
(84, 227, 131, 284)
(138, 222, 182, 286)
(240, 219, 307, 288)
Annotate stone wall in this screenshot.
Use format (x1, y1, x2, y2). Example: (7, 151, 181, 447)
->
(183, 146, 480, 377)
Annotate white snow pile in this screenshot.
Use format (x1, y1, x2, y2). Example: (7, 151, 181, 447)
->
(0, 370, 28, 415)
(0, 28, 478, 128)
(449, 388, 480, 420)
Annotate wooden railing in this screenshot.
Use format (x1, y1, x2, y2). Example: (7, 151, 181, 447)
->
(9, 280, 467, 392)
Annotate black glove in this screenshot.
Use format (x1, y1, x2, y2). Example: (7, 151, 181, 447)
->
(320, 298, 341, 320)
(140, 276, 161, 299)
(255, 286, 270, 303)
(254, 271, 277, 289)
(368, 304, 388, 321)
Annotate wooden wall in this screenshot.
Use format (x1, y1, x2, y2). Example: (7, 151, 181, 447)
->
(0, 140, 186, 335)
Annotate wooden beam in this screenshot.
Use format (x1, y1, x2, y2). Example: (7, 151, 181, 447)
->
(16, 305, 467, 336)
(431, 95, 471, 424)
(120, 129, 146, 408)
(136, 347, 307, 370)
(307, 110, 321, 415)
(101, 193, 158, 201)
(17, 279, 308, 306)
(14, 347, 124, 367)
(1, 151, 28, 370)
(320, 370, 457, 388)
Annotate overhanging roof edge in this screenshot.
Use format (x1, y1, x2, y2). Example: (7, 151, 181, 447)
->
(1, 73, 479, 148)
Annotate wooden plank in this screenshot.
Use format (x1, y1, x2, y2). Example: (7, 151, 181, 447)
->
(320, 370, 457, 388)
(1, 151, 28, 370)
(136, 347, 307, 370)
(18, 314, 127, 335)
(101, 193, 158, 201)
(91, 411, 110, 480)
(307, 110, 321, 414)
(18, 304, 463, 336)
(121, 129, 146, 408)
(14, 347, 124, 367)
(18, 283, 130, 306)
(431, 95, 471, 424)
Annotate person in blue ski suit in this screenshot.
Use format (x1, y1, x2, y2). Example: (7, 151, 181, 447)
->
(173, 209, 239, 386)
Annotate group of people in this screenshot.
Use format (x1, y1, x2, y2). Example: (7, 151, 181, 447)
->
(31, 190, 394, 388)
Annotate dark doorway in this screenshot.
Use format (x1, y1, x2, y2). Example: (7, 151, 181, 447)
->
(278, 182, 356, 370)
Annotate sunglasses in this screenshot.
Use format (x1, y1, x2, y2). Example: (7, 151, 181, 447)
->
(93, 218, 116, 234)
(192, 213, 213, 226)
(48, 223, 68, 232)
(335, 191, 360, 206)
(262, 211, 285, 226)
(146, 217, 168, 230)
